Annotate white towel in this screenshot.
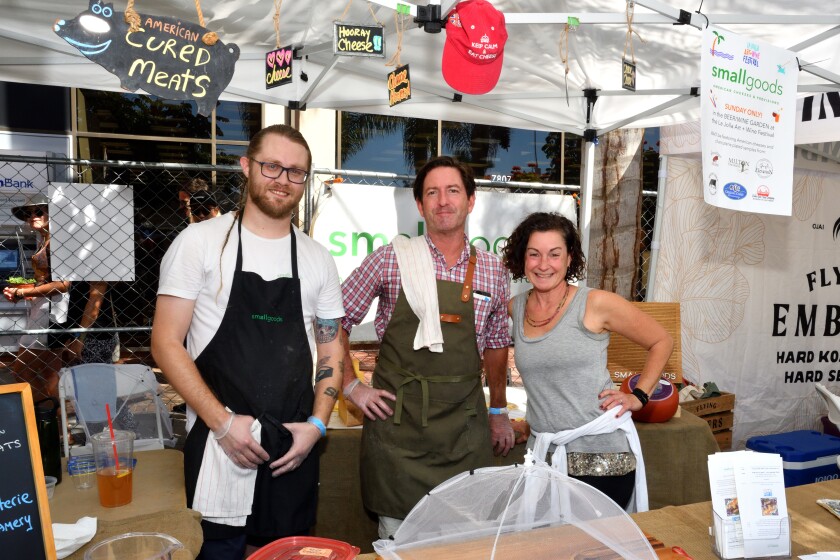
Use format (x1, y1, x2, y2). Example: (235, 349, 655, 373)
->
(392, 236, 444, 353)
(192, 416, 262, 526)
(530, 408, 649, 513)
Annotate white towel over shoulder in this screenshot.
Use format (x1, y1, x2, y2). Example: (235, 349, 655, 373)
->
(192, 416, 262, 526)
(392, 235, 443, 353)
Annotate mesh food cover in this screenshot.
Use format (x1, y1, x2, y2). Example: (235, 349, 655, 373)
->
(373, 457, 657, 560)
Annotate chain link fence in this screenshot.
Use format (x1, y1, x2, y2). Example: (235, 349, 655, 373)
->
(0, 154, 658, 416)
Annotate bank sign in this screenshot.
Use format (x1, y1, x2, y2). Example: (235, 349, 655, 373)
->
(54, 1, 239, 116)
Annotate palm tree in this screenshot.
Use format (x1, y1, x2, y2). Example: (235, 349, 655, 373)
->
(711, 31, 725, 55)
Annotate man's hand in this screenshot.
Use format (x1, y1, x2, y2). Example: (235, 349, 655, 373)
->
(217, 414, 269, 469)
(346, 382, 396, 420)
(270, 421, 321, 477)
(489, 413, 514, 457)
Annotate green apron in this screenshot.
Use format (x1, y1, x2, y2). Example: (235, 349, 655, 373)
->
(360, 247, 492, 519)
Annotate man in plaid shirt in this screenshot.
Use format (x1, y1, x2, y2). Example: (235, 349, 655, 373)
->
(340, 156, 514, 539)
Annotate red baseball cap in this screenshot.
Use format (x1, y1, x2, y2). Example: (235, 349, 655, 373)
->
(441, 0, 508, 95)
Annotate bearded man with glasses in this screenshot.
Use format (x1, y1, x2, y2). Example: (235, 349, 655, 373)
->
(152, 124, 344, 560)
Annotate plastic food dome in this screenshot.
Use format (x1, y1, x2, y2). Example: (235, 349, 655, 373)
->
(374, 458, 657, 560)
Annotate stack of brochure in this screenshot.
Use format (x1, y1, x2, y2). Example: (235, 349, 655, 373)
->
(708, 451, 791, 559)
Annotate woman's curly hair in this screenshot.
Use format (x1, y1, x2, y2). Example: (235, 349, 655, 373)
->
(502, 212, 587, 282)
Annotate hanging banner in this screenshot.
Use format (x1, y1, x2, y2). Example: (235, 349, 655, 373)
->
(54, 1, 239, 116)
(701, 26, 798, 216)
(265, 46, 293, 89)
(654, 156, 840, 449)
(333, 23, 385, 57)
(388, 64, 411, 107)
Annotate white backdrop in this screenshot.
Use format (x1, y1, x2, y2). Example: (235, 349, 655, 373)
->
(654, 121, 840, 448)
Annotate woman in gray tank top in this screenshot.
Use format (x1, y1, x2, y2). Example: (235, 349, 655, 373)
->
(502, 212, 673, 509)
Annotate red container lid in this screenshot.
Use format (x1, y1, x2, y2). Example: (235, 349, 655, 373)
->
(247, 536, 360, 560)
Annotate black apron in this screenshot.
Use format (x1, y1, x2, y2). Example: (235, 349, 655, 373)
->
(360, 246, 492, 519)
(183, 214, 318, 540)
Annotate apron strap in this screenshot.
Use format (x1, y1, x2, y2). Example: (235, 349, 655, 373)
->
(460, 247, 477, 303)
(235, 210, 299, 279)
(380, 354, 479, 427)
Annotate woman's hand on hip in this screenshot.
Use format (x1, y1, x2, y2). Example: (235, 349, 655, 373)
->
(599, 388, 640, 417)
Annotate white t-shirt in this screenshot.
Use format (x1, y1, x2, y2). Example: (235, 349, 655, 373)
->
(158, 213, 345, 360)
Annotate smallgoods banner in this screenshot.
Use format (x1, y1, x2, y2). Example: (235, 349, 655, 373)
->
(701, 26, 798, 215)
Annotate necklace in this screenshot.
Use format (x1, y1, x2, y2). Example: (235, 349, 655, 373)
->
(524, 283, 570, 328)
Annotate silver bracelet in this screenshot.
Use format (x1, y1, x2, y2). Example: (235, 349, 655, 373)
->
(343, 378, 361, 398)
(213, 411, 235, 440)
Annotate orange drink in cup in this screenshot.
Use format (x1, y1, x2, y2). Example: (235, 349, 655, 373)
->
(91, 429, 135, 508)
(96, 466, 133, 507)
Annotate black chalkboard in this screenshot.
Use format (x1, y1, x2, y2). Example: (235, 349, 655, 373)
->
(0, 384, 55, 560)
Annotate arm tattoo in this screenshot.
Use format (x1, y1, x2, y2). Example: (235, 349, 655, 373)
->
(316, 317, 340, 343)
(315, 356, 334, 382)
(324, 387, 339, 399)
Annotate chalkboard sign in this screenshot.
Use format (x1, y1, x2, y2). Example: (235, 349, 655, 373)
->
(54, 0, 240, 116)
(333, 22, 385, 57)
(0, 384, 56, 560)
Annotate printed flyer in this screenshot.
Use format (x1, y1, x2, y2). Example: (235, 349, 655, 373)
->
(701, 26, 798, 215)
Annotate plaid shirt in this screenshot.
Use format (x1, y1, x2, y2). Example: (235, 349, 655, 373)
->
(341, 235, 512, 355)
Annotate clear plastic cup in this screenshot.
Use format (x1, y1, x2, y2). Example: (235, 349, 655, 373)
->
(90, 429, 135, 508)
(68, 455, 97, 490)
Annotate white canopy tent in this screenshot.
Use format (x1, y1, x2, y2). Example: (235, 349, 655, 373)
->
(1, 0, 838, 134)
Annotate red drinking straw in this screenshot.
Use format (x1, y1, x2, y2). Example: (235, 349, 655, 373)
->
(105, 403, 121, 472)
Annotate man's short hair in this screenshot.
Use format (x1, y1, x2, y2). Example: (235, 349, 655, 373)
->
(412, 156, 476, 201)
(183, 178, 209, 194)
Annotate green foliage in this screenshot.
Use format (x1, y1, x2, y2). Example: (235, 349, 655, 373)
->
(6, 277, 36, 284)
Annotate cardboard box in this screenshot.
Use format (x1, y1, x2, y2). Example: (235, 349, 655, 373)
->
(680, 392, 735, 417)
(608, 302, 682, 384)
(746, 430, 840, 487)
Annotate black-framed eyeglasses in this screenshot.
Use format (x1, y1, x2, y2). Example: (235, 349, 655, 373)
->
(23, 208, 46, 219)
(249, 158, 309, 184)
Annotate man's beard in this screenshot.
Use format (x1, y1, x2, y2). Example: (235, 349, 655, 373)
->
(248, 182, 301, 219)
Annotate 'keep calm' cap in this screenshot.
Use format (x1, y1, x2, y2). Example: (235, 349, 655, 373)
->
(441, 0, 508, 95)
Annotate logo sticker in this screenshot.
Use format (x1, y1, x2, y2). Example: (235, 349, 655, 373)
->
(755, 159, 773, 178)
(707, 173, 718, 195)
(723, 182, 747, 200)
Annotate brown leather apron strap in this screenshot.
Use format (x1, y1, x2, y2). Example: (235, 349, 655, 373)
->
(440, 313, 461, 323)
(460, 249, 477, 302)
(380, 355, 479, 427)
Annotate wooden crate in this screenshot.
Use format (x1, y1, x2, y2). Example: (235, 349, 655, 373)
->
(714, 429, 733, 450)
(608, 302, 682, 384)
(681, 392, 736, 450)
(680, 392, 735, 416)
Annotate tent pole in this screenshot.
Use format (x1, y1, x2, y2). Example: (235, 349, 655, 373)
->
(646, 155, 668, 301)
(579, 140, 596, 289)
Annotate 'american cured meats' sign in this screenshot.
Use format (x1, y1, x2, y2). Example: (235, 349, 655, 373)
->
(54, 0, 239, 115)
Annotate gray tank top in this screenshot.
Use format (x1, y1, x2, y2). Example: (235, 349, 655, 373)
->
(512, 285, 630, 453)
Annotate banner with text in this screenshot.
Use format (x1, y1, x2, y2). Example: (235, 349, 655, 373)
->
(701, 26, 798, 215)
(654, 156, 840, 449)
